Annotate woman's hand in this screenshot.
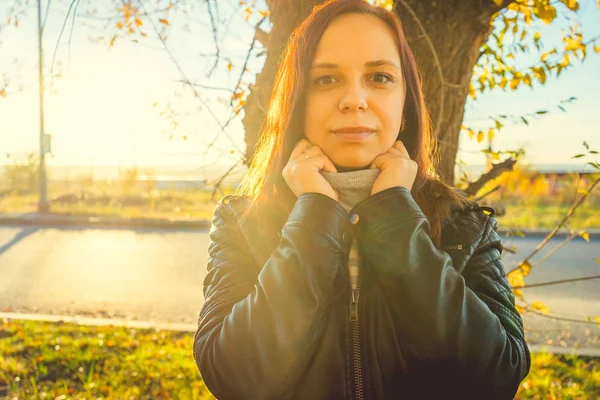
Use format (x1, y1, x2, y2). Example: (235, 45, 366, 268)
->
(283, 138, 339, 201)
(369, 140, 417, 195)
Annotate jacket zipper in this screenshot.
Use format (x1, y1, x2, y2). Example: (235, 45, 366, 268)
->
(350, 276, 364, 400)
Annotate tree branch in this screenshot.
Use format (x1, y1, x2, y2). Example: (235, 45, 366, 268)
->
(507, 176, 600, 275)
(206, 0, 221, 78)
(523, 275, 600, 289)
(464, 157, 517, 196)
(137, 0, 244, 155)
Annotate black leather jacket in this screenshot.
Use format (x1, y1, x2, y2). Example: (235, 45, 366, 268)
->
(193, 186, 530, 399)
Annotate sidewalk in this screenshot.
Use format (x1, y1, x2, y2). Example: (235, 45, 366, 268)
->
(0, 212, 211, 230)
(1, 212, 599, 238)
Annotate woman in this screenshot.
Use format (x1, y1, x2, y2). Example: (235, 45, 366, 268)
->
(193, 0, 530, 399)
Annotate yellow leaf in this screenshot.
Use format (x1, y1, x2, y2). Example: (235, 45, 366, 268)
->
(244, 7, 252, 21)
(534, 4, 557, 24)
(595, 258, 600, 264)
(531, 301, 550, 314)
(499, 76, 508, 89)
(488, 128, 495, 142)
(135, 18, 143, 27)
(159, 19, 169, 26)
(561, 0, 579, 11)
(116, 21, 124, 29)
(259, 10, 270, 17)
(0, 89, 6, 98)
(468, 129, 475, 140)
(523, 74, 532, 87)
(594, 44, 600, 53)
(541, 48, 557, 62)
(495, 120, 503, 130)
(532, 66, 547, 84)
(509, 77, 520, 90)
(469, 83, 476, 99)
(493, 0, 503, 5)
(227, 62, 233, 71)
(515, 305, 526, 314)
(564, 37, 583, 53)
(579, 231, 590, 242)
(477, 130, 484, 143)
(507, 270, 525, 288)
(513, 289, 524, 299)
(520, 261, 531, 277)
(534, 31, 541, 42)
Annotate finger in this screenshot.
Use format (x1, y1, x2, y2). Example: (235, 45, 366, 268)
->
(290, 138, 312, 160)
(295, 145, 322, 161)
(385, 147, 404, 156)
(393, 140, 410, 158)
(311, 155, 337, 173)
(369, 153, 393, 169)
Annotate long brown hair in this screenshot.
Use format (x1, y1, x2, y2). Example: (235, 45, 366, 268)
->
(236, 0, 470, 248)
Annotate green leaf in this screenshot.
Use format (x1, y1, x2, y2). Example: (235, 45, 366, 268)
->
(572, 154, 586, 158)
(536, 110, 548, 115)
(520, 117, 529, 126)
(583, 141, 590, 150)
(587, 162, 600, 171)
(495, 119, 503, 130)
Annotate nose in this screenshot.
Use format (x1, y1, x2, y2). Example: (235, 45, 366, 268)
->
(339, 80, 368, 112)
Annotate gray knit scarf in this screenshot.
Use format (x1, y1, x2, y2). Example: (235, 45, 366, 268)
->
(321, 168, 380, 292)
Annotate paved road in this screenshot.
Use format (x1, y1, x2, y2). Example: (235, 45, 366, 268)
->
(1, 224, 599, 351)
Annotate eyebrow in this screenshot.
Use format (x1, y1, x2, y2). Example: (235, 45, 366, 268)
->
(311, 59, 401, 70)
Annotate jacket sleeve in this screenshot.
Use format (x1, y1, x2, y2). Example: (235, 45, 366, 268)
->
(351, 186, 530, 399)
(193, 193, 349, 400)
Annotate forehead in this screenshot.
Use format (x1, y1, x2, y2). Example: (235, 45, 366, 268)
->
(312, 13, 400, 66)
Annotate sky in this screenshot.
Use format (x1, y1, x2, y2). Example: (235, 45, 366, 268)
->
(0, 0, 599, 177)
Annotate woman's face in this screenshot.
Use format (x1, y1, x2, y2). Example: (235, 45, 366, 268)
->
(303, 13, 406, 170)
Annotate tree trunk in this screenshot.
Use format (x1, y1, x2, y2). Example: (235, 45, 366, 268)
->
(242, 0, 499, 186)
(394, 1, 497, 185)
(242, 0, 322, 165)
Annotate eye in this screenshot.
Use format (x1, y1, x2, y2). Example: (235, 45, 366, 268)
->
(314, 75, 338, 86)
(371, 72, 394, 84)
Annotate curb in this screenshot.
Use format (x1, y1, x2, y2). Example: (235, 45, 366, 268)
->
(3, 312, 600, 357)
(0, 213, 211, 230)
(1, 213, 599, 238)
(497, 228, 600, 239)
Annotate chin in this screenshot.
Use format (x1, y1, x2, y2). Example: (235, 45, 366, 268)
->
(332, 157, 372, 171)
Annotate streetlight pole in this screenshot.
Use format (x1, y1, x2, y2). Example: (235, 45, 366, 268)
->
(37, 0, 49, 212)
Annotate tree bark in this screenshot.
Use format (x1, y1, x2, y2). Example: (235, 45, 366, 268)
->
(242, 0, 322, 165)
(242, 0, 500, 186)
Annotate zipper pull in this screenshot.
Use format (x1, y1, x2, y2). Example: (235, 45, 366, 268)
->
(350, 288, 360, 321)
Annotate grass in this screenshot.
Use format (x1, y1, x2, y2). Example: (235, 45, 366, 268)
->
(1, 319, 599, 399)
(496, 203, 600, 230)
(3, 192, 600, 230)
(0, 319, 214, 399)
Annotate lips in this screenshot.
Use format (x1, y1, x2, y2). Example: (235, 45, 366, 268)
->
(331, 126, 375, 134)
(331, 127, 375, 142)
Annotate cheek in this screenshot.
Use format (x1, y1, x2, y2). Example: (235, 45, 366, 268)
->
(303, 96, 327, 140)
